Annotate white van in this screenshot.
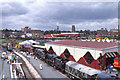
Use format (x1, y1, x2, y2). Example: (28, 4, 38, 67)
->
(1, 52, 8, 59)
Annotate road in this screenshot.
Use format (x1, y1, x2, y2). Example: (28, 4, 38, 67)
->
(0, 49, 11, 79)
(28, 55, 69, 80)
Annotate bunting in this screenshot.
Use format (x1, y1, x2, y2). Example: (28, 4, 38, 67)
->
(95, 34, 101, 40)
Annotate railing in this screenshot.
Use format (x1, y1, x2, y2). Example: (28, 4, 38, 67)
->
(10, 60, 25, 79)
(10, 64, 13, 78)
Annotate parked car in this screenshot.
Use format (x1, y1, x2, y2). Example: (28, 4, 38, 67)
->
(1, 52, 8, 60)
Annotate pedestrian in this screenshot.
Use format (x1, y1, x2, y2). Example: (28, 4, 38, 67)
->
(110, 69, 111, 74)
(34, 56, 35, 59)
(110, 65, 113, 74)
(16, 68, 19, 76)
(19, 72, 23, 78)
(40, 63, 43, 70)
(7, 59, 9, 64)
(116, 71, 119, 77)
(36, 57, 37, 60)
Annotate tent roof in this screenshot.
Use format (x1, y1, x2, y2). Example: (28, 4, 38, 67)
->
(47, 40, 118, 50)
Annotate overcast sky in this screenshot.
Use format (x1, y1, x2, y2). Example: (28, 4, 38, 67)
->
(1, 0, 118, 31)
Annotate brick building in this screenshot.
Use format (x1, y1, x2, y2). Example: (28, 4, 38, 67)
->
(31, 30, 44, 38)
(109, 28, 119, 36)
(21, 26, 31, 34)
(97, 28, 108, 36)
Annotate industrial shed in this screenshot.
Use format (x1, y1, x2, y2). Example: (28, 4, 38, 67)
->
(45, 40, 120, 70)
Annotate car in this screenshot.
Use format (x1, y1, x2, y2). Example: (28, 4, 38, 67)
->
(1, 52, 8, 60)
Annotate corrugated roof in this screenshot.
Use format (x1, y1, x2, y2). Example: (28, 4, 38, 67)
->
(47, 40, 118, 49)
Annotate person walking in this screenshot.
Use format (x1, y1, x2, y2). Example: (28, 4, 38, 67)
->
(40, 63, 43, 70)
(34, 56, 35, 59)
(109, 65, 113, 74)
(35, 57, 37, 60)
(116, 71, 119, 77)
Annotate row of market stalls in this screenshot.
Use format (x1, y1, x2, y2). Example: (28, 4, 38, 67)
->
(15, 40, 39, 54)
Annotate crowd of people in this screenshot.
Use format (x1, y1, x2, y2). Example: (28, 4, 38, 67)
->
(16, 66, 23, 78)
(106, 64, 119, 77)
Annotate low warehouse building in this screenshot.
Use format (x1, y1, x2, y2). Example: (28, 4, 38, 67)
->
(45, 40, 120, 70)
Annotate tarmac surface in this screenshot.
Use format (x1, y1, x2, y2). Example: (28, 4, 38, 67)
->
(0, 49, 10, 79)
(19, 52, 69, 80)
(29, 56, 69, 79)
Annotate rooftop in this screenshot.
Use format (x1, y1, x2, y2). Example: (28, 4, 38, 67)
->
(47, 40, 118, 49)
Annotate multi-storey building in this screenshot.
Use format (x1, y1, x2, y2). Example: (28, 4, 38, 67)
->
(31, 30, 44, 38)
(21, 26, 31, 34)
(109, 28, 119, 36)
(97, 28, 108, 36)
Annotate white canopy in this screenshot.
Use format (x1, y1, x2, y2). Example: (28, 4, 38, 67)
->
(32, 45, 45, 49)
(19, 40, 39, 45)
(19, 41, 31, 45)
(28, 40, 39, 44)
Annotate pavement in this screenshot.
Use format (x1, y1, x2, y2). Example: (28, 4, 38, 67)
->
(14, 50, 42, 79)
(29, 54, 69, 80)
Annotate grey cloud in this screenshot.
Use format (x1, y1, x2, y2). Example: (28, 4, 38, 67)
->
(32, 2, 117, 24)
(2, 2, 29, 17)
(118, 2, 120, 19)
(48, 2, 117, 24)
(1, 2, 118, 30)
